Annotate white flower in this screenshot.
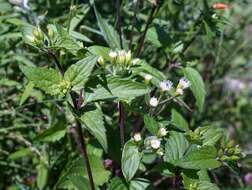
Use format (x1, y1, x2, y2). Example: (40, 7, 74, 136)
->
(178, 77, 190, 89)
(150, 138, 161, 149)
(133, 133, 142, 142)
(176, 88, 184, 95)
(25, 35, 35, 43)
(149, 97, 158, 107)
(157, 150, 164, 156)
(109, 51, 117, 59)
(97, 56, 104, 65)
(159, 127, 168, 137)
(144, 74, 153, 82)
(132, 58, 140, 65)
(125, 50, 132, 63)
(160, 80, 173, 91)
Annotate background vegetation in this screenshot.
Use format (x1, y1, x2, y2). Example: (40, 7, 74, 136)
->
(0, 0, 252, 189)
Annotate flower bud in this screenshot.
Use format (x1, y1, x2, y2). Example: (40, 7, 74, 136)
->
(97, 56, 105, 65)
(144, 74, 153, 83)
(175, 88, 184, 96)
(109, 51, 117, 60)
(132, 58, 140, 65)
(48, 27, 55, 39)
(159, 127, 168, 137)
(133, 133, 142, 142)
(212, 3, 229, 10)
(32, 27, 44, 41)
(125, 50, 132, 65)
(118, 50, 126, 65)
(177, 77, 190, 89)
(149, 97, 158, 107)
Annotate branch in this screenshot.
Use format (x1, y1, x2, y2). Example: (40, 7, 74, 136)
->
(118, 102, 125, 148)
(128, 0, 140, 50)
(116, 0, 123, 49)
(136, 1, 159, 57)
(48, 50, 95, 190)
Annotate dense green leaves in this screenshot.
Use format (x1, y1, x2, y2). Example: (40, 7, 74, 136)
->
(86, 77, 151, 102)
(80, 108, 108, 152)
(122, 140, 141, 182)
(20, 65, 63, 96)
(171, 109, 189, 131)
(164, 131, 189, 164)
(64, 55, 98, 91)
(176, 146, 221, 170)
(184, 67, 206, 112)
(143, 115, 160, 135)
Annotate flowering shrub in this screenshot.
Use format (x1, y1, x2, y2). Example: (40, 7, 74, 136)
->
(0, 0, 251, 189)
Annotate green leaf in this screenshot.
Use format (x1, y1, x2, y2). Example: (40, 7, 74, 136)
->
(88, 45, 111, 60)
(93, 5, 121, 49)
(37, 160, 48, 190)
(176, 146, 221, 170)
(8, 148, 32, 160)
(143, 115, 160, 135)
(200, 126, 224, 146)
(20, 81, 34, 105)
(52, 25, 81, 55)
(57, 154, 110, 189)
(198, 181, 220, 190)
(20, 65, 63, 96)
(108, 177, 128, 190)
(164, 131, 189, 164)
(35, 119, 67, 142)
(184, 67, 206, 112)
(132, 60, 166, 87)
(171, 109, 189, 131)
(64, 55, 97, 91)
(80, 108, 107, 152)
(130, 178, 150, 190)
(86, 77, 151, 102)
(122, 140, 141, 182)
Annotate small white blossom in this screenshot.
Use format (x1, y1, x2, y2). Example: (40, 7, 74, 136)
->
(176, 88, 184, 95)
(157, 150, 164, 156)
(178, 77, 190, 89)
(149, 97, 158, 107)
(150, 138, 161, 149)
(159, 127, 168, 137)
(144, 74, 153, 82)
(125, 50, 132, 63)
(133, 133, 142, 142)
(97, 56, 104, 65)
(160, 80, 173, 91)
(25, 35, 35, 43)
(109, 51, 117, 59)
(132, 58, 140, 65)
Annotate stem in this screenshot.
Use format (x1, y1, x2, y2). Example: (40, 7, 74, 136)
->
(48, 50, 95, 190)
(118, 102, 125, 148)
(128, 0, 140, 50)
(116, 0, 123, 49)
(136, 2, 158, 57)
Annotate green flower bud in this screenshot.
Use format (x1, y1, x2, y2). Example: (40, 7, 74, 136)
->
(48, 27, 55, 39)
(32, 27, 44, 41)
(97, 56, 105, 65)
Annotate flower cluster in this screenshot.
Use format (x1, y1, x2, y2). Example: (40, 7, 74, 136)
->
(149, 77, 190, 107)
(109, 50, 132, 68)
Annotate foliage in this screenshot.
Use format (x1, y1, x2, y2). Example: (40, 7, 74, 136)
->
(0, 0, 252, 190)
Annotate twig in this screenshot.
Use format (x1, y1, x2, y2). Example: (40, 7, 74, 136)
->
(116, 0, 123, 49)
(136, 1, 159, 57)
(128, 0, 140, 50)
(153, 176, 168, 187)
(119, 102, 125, 148)
(48, 50, 95, 190)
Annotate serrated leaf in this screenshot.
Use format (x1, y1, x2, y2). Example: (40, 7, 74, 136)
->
(200, 126, 224, 146)
(108, 177, 128, 190)
(86, 77, 151, 102)
(130, 178, 150, 190)
(143, 115, 160, 135)
(20, 65, 63, 96)
(184, 67, 206, 112)
(88, 45, 111, 60)
(176, 146, 221, 170)
(198, 181, 220, 190)
(171, 109, 189, 131)
(164, 131, 189, 164)
(35, 120, 67, 142)
(64, 55, 97, 91)
(37, 160, 48, 190)
(8, 148, 32, 160)
(80, 108, 107, 152)
(57, 154, 111, 189)
(20, 81, 34, 105)
(93, 5, 121, 49)
(122, 140, 141, 182)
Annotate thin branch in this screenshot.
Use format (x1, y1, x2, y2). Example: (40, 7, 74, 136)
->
(128, 0, 140, 50)
(136, 1, 159, 57)
(48, 50, 95, 190)
(116, 0, 123, 49)
(119, 102, 125, 148)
